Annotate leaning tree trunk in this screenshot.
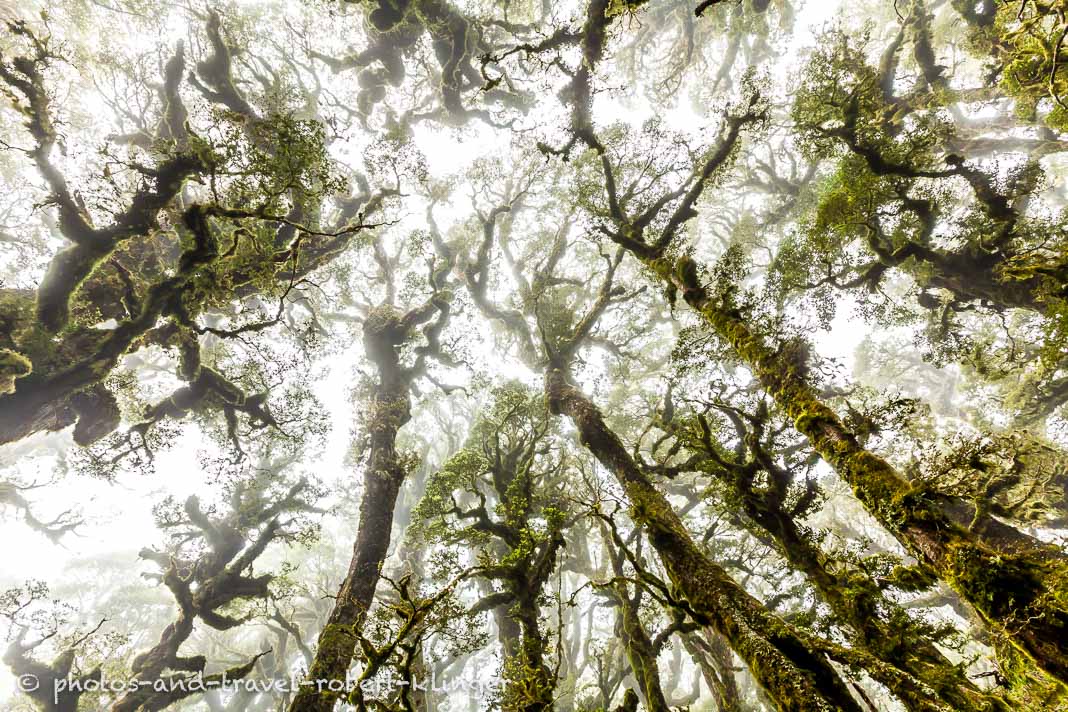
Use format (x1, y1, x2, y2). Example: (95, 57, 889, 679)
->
(544, 368, 865, 712)
(645, 254, 1068, 687)
(753, 505, 987, 709)
(684, 631, 744, 712)
(289, 308, 417, 712)
(679, 426, 995, 710)
(613, 583, 671, 712)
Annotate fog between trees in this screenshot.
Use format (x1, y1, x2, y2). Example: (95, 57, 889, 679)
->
(1, 0, 1068, 710)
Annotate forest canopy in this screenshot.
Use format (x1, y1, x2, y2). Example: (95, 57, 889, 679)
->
(1, 0, 1068, 710)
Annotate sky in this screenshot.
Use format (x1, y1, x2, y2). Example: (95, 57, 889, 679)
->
(0, 0, 879, 704)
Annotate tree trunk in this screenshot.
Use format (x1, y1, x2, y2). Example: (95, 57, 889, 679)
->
(691, 444, 992, 709)
(650, 255, 1068, 687)
(544, 368, 864, 712)
(683, 631, 744, 712)
(288, 309, 414, 712)
(614, 584, 671, 712)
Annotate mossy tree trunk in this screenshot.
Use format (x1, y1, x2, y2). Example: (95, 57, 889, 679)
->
(544, 368, 866, 712)
(684, 631, 744, 712)
(288, 310, 413, 712)
(669, 417, 998, 709)
(601, 533, 671, 712)
(539, 0, 1068, 681)
(290, 288, 451, 712)
(645, 255, 1068, 689)
(503, 583, 558, 711)
(612, 582, 672, 712)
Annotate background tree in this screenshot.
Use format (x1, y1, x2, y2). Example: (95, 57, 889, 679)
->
(3, 0, 1068, 711)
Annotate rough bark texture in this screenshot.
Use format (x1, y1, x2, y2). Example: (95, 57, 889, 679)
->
(650, 255, 1068, 688)
(614, 585, 671, 712)
(288, 309, 415, 712)
(685, 631, 744, 712)
(672, 419, 997, 709)
(544, 368, 864, 712)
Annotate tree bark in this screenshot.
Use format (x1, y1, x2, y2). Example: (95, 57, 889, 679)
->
(288, 308, 416, 712)
(675, 422, 994, 709)
(648, 255, 1068, 687)
(544, 368, 865, 712)
(613, 584, 671, 712)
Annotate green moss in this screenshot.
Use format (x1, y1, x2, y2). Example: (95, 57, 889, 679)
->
(636, 252, 1068, 690)
(882, 564, 938, 592)
(301, 622, 357, 698)
(947, 544, 1044, 620)
(501, 651, 554, 711)
(0, 348, 31, 395)
(605, 0, 649, 18)
(997, 635, 1068, 710)
(993, 1, 1068, 133)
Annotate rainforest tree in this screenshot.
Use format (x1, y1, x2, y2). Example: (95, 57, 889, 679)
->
(1, 0, 1067, 711)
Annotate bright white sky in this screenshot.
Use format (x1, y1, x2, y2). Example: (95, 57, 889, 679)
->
(0, 0, 865, 704)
